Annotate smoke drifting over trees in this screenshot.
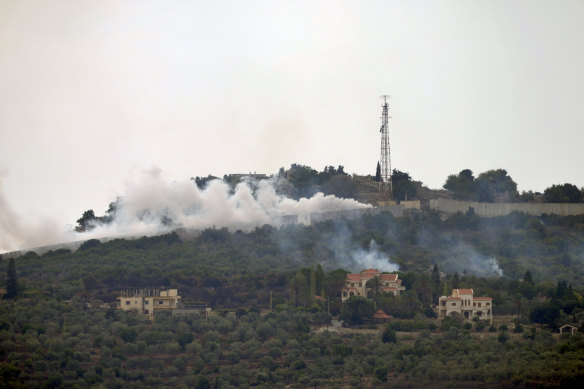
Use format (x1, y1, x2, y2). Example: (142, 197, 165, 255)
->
(0, 168, 370, 253)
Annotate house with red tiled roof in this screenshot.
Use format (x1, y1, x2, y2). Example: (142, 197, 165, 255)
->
(341, 269, 405, 302)
(438, 289, 493, 324)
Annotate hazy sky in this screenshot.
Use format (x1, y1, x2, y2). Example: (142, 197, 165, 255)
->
(1, 0, 583, 233)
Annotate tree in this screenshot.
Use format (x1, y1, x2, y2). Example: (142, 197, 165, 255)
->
(391, 169, 417, 201)
(365, 276, 382, 301)
(325, 269, 349, 301)
(75, 209, 97, 232)
(381, 326, 397, 343)
(475, 169, 518, 202)
(431, 264, 440, 286)
(529, 303, 560, 327)
(340, 296, 375, 325)
(451, 272, 460, 289)
(375, 162, 381, 182)
(443, 169, 476, 199)
(543, 183, 583, 203)
(4, 258, 18, 299)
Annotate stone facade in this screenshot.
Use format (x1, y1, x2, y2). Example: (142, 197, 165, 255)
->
(341, 269, 405, 302)
(438, 288, 493, 324)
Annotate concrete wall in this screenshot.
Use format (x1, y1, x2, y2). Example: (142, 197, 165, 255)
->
(429, 198, 584, 217)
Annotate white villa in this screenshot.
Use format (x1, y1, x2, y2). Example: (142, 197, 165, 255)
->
(342, 269, 405, 302)
(438, 288, 493, 324)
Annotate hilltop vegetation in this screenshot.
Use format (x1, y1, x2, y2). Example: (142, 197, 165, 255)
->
(2, 164, 584, 388)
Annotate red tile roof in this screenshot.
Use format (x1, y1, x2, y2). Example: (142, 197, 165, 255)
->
(372, 309, 391, 319)
(380, 274, 398, 281)
(347, 274, 362, 280)
(456, 289, 474, 295)
(362, 269, 381, 274)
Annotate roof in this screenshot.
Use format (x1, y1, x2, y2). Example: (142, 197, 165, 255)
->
(473, 297, 492, 300)
(456, 289, 474, 295)
(372, 309, 391, 319)
(379, 274, 398, 281)
(346, 274, 362, 281)
(362, 269, 381, 274)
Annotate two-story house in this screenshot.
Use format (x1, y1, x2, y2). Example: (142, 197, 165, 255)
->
(341, 269, 405, 302)
(438, 288, 493, 324)
(120, 288, 181, 316)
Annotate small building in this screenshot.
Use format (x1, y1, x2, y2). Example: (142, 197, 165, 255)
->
(438, 288, 493, 324)
(559, 324, 578, 335)
(342, 269, 405, 302)
(120, 288, 181, 316)
(372, 309, 391, 323)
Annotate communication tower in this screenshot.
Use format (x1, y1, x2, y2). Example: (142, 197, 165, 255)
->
(379, 95, 392, 199)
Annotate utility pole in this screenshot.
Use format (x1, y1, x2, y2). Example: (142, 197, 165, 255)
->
(379, 95, 393, 201)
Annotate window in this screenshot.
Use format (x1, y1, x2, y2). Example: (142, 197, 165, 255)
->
(473, 303, 476, 307)
(125, 301, 130, 305)
(478, 303, 481, 307)
(359, 282, 362, 287)
(441, 301, 446, 306)
(158, 300, 164, 305)
(451, 302, 456, 306)
(486, 302, 490, 306)
(145, 300, 149, 305)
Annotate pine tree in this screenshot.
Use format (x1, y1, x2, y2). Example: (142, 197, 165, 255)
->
(432, 264, 440, 285)
(5, 258, 18, 299)
(452, 272, 460, 289)
(375, 162, 381, 182)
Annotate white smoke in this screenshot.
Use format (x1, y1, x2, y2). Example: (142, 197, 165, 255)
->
(0, 167, 371, 252)
(442, 241, 503, 277)
(80, 168, 370, 240)
(0, 175, 72, 253)
(348, 239, 399, 273)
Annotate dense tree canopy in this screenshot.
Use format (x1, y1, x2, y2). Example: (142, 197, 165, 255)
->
(444, 169, 518, 202)
(543, 183, 583, 203)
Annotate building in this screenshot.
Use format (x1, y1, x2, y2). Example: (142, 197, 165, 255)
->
(341, 269, 405, 302)
(559, 324, 578, 335)
(120, 288, 181, 316)
(438, 289, 493, 324)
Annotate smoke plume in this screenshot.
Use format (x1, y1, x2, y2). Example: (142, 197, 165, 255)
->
(441, 240, 503, 277)
(1, 167, 371, 253)
(348, 239, 400, 273)
(0, 175, 71, 253)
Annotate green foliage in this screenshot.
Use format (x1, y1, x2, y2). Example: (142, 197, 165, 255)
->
(340, 296, 375, 325)
(391, 169, 417, 201)
(543, 183, 583, 203)
(4, 258, 18, 299)
(443, 168, 518, 202)
(374, 366, 388, 382)
(381, 327, 397, 343)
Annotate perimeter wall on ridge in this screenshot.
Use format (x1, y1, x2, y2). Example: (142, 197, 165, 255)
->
(429, 198, 584, 217)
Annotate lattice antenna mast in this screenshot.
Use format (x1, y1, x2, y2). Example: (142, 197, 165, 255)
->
(379, 95, 392, 195)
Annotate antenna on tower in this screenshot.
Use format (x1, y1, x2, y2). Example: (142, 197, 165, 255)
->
(378, 95, 392, 200)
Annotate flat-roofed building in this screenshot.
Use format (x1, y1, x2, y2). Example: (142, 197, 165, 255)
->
(120, 288, 181, 316)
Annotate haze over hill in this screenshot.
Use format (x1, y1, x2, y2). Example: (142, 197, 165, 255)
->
(0, 167, 370, 253)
